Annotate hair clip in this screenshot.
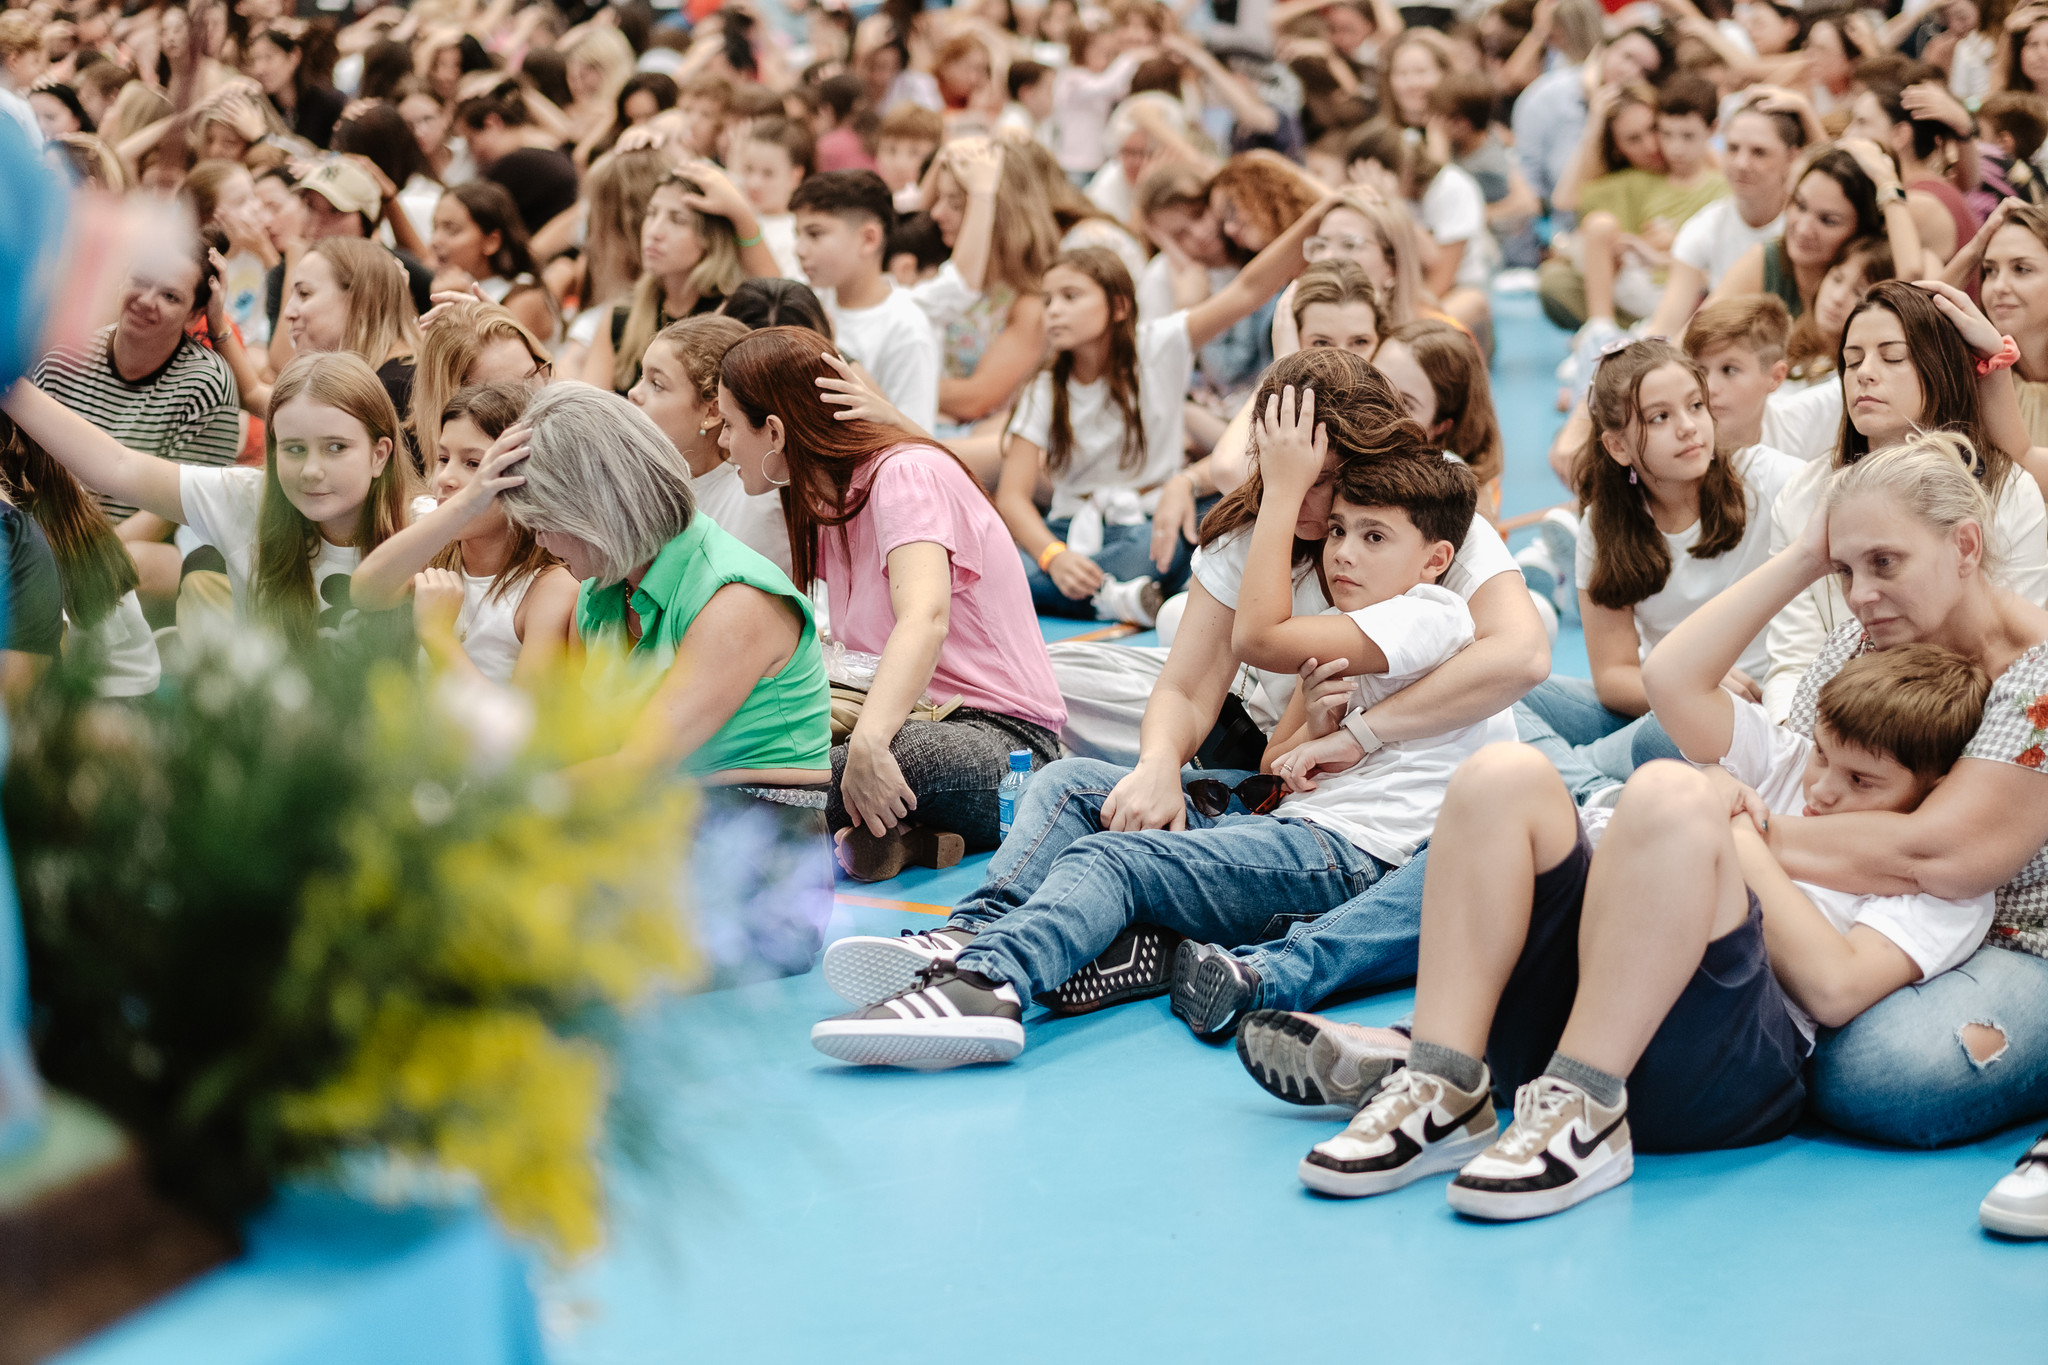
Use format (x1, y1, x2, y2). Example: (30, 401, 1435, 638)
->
(1595, 333, 1668, 367)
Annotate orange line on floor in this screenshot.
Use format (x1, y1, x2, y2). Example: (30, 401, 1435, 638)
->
(835, 892, 951, 917)
(1056, 622, 1140, 643)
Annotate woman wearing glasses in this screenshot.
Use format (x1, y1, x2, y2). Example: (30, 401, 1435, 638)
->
(407, 298, 553, 476)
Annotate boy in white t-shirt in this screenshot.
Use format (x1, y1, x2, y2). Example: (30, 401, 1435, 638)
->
(791, 170, 941, 432)
(730, 116, 813, 283)
(1281, 550, 1993, 1223)
(809, 448, 1483, 1069)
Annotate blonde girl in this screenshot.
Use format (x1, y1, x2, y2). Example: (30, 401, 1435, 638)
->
(4, 351, 416, 644)
(408, 299, 551, 470)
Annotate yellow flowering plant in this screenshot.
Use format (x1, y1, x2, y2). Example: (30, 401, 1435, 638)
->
(11, 623, 699, 1260)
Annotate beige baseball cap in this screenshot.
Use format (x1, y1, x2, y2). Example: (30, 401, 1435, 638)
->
(296, 160, 380, 217)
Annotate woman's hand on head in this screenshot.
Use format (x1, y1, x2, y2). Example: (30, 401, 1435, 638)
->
(1255, 384, 1328, 499)
(1150, 472, 1200, 571)
(447, 421, 532, 519)
(1790, 490, 1834, 579)
(840, 736, 917, 836)
(1839, 138, 1902, 196)
(1101, 761, 1188, 832)
(815, 349, 911, 429)
(942, 135, 1002, 196)
(1048, 548, 1105, 599)
(418, 286, 490, 331)
(675, 158, 754, 224)
(1917, 277, 2008, 358)
(412, 568, 465, 640)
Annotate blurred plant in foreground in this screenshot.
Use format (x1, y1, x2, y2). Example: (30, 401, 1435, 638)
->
(9, 622, 699, 1260)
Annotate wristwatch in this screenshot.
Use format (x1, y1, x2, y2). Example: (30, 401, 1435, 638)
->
(1341, 710, 1384, 756)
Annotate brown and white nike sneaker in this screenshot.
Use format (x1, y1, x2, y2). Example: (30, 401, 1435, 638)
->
(1446, 1076, 1633, 1221)
(1298, 1065, 1498, 1198)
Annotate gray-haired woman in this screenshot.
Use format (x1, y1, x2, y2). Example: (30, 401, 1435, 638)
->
(490, 381, 835, 981)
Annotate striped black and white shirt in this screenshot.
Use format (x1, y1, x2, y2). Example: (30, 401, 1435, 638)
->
(33, 325, 241, 521)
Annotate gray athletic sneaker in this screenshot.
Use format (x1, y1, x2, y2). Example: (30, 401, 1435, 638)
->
(1236, 1009, 1412, 1107)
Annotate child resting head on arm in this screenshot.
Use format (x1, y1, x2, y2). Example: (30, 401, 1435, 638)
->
(1261, 450, 1478, 789)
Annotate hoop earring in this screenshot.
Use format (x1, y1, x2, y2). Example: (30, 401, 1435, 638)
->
(765, 449, 790, 488)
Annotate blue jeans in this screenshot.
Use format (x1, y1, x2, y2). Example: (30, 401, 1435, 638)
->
(1021, 513, 1200, 620)
(1513, 676, 1682, 802)
(948, 758, 1388, 1001)
(1810, 942, 2048, 1148)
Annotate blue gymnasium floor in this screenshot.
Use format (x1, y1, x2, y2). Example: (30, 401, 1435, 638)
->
(548, 293, 2048, 1363)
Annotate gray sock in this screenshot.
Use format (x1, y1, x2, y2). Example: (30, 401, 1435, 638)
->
(1545, 1051, 1626, 1109)
(1407, 1040, 1485, 1095)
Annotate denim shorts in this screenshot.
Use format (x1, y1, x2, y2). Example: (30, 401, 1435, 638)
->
(1487, 832, 1810, 1154)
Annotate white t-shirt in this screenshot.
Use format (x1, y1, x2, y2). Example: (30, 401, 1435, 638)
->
(1136, 252, 1178, 326)
(1761, 381, 1843, 463)
(73, 590, 160, 698)
(1418, 166, 1494, 291)
(179, 465, 359, 623)
(1275, 585, 1488, 866)
(1671, 198, 1783, 291)
(1715, 695, 1995, 1042)
(826, 282, 941, 434)
(1191, 491, 1522, 728)
(758, 213, 805, 283)
(1006, 311, 1193, 523)
(1573, 444, 1802, 680)
(690, 459, 792, 579)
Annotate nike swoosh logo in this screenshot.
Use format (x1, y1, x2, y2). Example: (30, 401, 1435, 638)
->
(1569, 1112, 1627, 1161)
(1422, 1096, 1489, 1144)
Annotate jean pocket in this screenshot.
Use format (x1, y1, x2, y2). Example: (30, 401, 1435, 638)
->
(1258, 912, 1321, 940)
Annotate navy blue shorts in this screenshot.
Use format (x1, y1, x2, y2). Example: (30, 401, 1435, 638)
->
(1486, 831, 1809, 1153)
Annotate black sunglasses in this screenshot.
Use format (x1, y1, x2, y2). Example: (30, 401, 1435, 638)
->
(1185, 775, 1286, 818)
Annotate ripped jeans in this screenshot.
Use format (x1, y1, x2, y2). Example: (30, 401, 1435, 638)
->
(1809, 942, 2048, 1148)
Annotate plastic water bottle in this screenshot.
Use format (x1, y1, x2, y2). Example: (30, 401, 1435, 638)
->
(997, 750, 1032, 842)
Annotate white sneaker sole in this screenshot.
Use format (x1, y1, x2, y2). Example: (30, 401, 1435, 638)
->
(821, 935, 956, 1006)
(1298, 1123, 1498, 1198)
(1979, 1193, 2048, 1237)
(1446, 1147, 1634, 1221)
(811, 1017, 1025, 1069)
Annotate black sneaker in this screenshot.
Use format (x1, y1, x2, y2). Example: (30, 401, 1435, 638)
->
(1237, 1010, 1411, 1107)
(1169, 940, 1261, 1039)
(821, 925, 977, 1006)
(1038, 924, 1185, 1014)
(810, 963, 1025, 1069)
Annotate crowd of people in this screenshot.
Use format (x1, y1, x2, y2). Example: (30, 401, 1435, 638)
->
(7, 0, 2048, 1238)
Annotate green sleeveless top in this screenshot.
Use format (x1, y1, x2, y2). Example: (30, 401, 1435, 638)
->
(576, 514, 830, 777)
(1761, 240, 1803, 320)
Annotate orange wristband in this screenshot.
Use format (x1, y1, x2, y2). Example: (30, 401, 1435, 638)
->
(1037, 540, 1068, 571)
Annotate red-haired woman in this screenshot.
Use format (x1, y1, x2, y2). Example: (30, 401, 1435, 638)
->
(715, 325, 1066, 881)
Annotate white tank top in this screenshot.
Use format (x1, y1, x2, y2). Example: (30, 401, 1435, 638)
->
(456, 571, 531, 686)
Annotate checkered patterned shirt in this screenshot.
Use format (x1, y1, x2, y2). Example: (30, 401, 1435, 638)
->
(1788, 621, 2048, 958)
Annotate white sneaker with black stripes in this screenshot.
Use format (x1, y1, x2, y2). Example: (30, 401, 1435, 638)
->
(810, 963, 1025, 1069)
(821, 926, 977, 1006)
(1446, 1075, 1632, 1221)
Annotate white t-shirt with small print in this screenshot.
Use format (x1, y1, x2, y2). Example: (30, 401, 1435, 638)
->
(180, 465, 359, 624)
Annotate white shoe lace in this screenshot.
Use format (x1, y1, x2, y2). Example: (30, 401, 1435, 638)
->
(1497, 1078, 1577, 1162)
(1344, 1066, 1439, 1136)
